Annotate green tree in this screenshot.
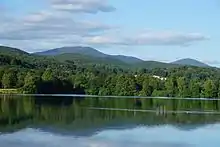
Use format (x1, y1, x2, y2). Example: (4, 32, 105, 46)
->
(71, 73, 88, 88)
(16, 71, 26, 88)
(22, 72, 41, 94)
(165, 76, 178, 97)
(0, 69, 4, 88)
(189, 79, 201, 98)
(99, 75, 117, 95)
(41, 68, 55, 81)
(139, 77, 154, 96)
(177, 77, 189, 97)
(115, 75, 137, 96)
(202, 79, 217, 98)
(86, 74, 104, 95)
(1, 69, 17, 88)
(151, 90, 169, 97)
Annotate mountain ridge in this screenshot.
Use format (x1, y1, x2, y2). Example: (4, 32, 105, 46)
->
(0, 46, 29, 55)
(35, 46, 210, 67)
(171, 58, 210, 67)
(0, 45, 210, 68)
(34, 46, 143, 64)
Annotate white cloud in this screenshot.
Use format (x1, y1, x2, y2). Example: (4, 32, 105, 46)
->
(0, 11, 112, 41)
(203, 60, 220, 67)
(0, 0, 209, 51)
(84, 31, 209, 46)
(50, 0, 116, 13)
(133, 31, 208, 46)
(23, 11, 55, 23)
(84, 36, 122, 45)
(0, 8, 114, 51)
(0, 0, 116, 44)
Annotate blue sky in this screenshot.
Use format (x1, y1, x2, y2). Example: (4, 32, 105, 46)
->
(0, 0, 219, 65)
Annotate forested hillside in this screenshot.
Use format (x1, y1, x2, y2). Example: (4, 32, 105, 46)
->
(35, 46, 143, 64)
(171, 58, 209, 67)
(0, 46, 220, 98)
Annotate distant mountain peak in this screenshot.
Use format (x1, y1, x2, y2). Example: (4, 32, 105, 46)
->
(0, 46, 28, 55)
(171, 58, 210, 67)
(34, 46, 210, 68)
(34, 46, 143, 64)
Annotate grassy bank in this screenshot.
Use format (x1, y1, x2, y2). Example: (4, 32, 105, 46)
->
(0, 89, 19, 94)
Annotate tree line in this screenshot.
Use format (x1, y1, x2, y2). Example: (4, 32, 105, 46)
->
(1, 65, 220, 98)
(1, 47, 220, 98)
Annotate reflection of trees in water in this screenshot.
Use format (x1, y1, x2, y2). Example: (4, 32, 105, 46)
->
(0, 96, 220, 133)
(0, 95, 34, 132)
(34, 96, 75, 106)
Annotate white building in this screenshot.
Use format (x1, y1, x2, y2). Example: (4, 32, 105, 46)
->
(152, 75, 167, 81)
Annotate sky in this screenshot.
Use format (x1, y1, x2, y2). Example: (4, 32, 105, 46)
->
(0, 0, 220, 66)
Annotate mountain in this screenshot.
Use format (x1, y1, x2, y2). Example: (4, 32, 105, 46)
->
(35, 46, 106, 57)
(35, 46, 209, 69)
(35, 46, 143, 64)
(54, 53, 129, 67)
(0, 46, 29, 56)
(0, 46, 176, 69)
(0, 46, 69, 69)
(112, 55, 143, 64)
(132, 61, 180, 69)
(171, 58, 210, 67)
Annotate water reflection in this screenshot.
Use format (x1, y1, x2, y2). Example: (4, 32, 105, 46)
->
(0, 95, 220, 147)
(1, 125, 220, 147)
(0, 128, 195, 147)
(0, 95, 219, 132)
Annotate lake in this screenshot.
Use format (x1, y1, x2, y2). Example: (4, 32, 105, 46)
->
(0, 95, 220, 147)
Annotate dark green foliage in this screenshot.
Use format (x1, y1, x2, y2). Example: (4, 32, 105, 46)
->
(22, 71, 42, 94)
(1, 45, 220, 98)
(177, 77, 190, 97)
(54, 53, 129, 68)
(37, 79, 76, 94)
(165, 77, 178, 97)
(189, 79, 201, 98)
(42, 68, 55, 81)
(114, 75, 137, 96)
(202, 79, 218, 98)
(1, 69, 17, 88)
(98, 75, 117, 95)
(139, 76, 154, 96)
(16, 70, 27, 88)
(152, 90, 169, 97)
(0, 68, 4, 88)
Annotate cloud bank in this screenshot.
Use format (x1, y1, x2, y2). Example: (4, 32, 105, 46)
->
(0, 0, 209, 51)
(85, 31, 208, 46)
(51, 0, 116, 13)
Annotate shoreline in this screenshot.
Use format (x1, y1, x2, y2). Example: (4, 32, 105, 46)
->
(0, 89, 19, 94)
(0, 93, 220, 101)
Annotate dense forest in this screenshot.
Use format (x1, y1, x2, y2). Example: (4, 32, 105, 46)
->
(1, 46, 220, 98)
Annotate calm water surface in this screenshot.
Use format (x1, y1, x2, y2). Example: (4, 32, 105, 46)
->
(0, 95, 220, 147)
